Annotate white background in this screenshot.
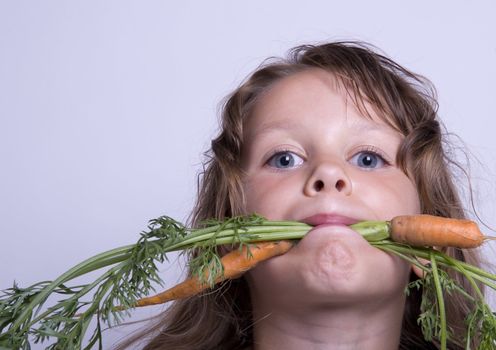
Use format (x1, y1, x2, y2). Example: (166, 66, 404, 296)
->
(1, 1, 495, 349)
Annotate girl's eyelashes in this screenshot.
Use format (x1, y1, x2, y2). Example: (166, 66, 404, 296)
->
(263, 146, 391, 171)
(349, 147, 392, 170)
(265, 150, 305, 170)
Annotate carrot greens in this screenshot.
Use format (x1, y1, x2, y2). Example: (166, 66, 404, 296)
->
(0, 214, 495, 349)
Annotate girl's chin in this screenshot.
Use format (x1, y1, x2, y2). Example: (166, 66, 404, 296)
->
(301, 239, 361, 284)
(248, 224, 409, 303)
(284, 225, 404, 292)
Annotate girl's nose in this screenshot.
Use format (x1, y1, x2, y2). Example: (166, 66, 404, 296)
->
(303, 162, 352, 196)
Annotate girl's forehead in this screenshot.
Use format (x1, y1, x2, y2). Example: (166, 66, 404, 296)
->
(246, 68, 398, 137)
(258, 68, 341, 104)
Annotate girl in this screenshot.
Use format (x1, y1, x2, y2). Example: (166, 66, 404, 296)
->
(118, 41, 482, 349)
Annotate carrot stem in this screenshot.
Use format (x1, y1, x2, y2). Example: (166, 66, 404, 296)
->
(373, 243, 496, 290)
(2, 214, 493, 349)
(430, 251, 447, 350)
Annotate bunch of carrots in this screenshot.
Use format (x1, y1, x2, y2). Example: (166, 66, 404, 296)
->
(124, 215, 485, 307)
(0, 214, 495, 350)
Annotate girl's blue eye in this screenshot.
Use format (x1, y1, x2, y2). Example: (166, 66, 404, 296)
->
(350, 151, 386, 169)
(267, 151, 304, 169)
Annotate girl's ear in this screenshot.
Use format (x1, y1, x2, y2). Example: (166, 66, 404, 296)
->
(412, 257, 430, 279)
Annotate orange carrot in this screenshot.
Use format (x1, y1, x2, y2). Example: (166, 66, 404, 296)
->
(390, 214, 485, 248)
(119, 215, 486, 310)
(122, 240, 294, 309)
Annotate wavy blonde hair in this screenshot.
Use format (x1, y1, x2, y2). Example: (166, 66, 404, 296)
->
(117, 42, 482, 350)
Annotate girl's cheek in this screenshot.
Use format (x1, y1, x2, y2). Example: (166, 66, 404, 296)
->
(243, 173, 299, 219)
(354, 172, 421, 219)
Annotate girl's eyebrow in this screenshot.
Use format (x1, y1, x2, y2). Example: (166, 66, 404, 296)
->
(254, 120, 301, 136)
(353, 122, 402, 139)
(255, 118, 396, 136)
(353, 124, 397, 137)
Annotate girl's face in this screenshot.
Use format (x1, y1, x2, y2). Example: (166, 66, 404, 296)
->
(241, 69, 420, 309)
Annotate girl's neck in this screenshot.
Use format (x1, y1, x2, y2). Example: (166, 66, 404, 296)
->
(251, 296, 405, 350)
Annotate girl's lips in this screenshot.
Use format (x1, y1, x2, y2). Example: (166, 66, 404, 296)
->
(302, 213, 359, 227)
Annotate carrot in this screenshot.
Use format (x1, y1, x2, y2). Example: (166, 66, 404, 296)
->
(8, 214, 495, 347)
(121, 240, 294, 309)
(390, 214, 485, 248)
(120, 215, 487, 310)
